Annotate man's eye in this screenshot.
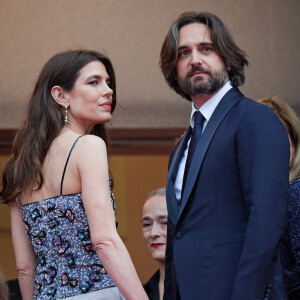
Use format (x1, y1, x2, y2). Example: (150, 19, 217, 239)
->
(202, 47, 212, 53)
(179, 50, 189, 58)
(142, 223, 151, 228)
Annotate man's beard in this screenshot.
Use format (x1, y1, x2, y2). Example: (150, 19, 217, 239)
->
(178, 65, 228, 96)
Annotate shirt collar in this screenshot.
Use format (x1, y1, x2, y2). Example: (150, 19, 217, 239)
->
(190, 81, 232, 128)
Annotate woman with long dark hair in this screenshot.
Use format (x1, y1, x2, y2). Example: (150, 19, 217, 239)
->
(0, 50, 148, 300)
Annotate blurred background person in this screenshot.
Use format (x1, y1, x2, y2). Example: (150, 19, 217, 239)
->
(259, 97, 300, 300)
(0, 50, 147, 300)
(0, 266, 9, 300)
(6, 278, 21, 300)
(142, 188, 167, 300)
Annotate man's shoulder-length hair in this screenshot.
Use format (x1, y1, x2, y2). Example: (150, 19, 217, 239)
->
(159, 11, 248, 100)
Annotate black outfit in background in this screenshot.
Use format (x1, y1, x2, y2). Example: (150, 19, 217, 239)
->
(7, 279, 22, 300)
(143, 270, 160, 300)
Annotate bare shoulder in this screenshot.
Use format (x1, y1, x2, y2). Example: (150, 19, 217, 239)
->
(73, 135, 108, 168)
(10, 199, 20, 213)
(74, 135, 107, 155)
(78, 134, 106, 147)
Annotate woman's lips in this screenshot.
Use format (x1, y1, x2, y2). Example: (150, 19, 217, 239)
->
(100, 103, 111, 110)
(151, 243, 165, 248)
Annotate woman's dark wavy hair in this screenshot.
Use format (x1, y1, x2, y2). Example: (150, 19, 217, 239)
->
(160, 11, 248, 101)
(0, 49, 117, 204)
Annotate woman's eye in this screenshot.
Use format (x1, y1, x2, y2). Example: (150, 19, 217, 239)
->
(160, 219, 168, 226)
(88, 80, 98, 85)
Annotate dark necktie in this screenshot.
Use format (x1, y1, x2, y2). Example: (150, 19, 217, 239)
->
(181, 111, 205, 197)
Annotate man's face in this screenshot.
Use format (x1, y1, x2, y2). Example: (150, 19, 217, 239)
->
(176, 23, 228, 97)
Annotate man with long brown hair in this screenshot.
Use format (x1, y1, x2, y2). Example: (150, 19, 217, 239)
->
(160, 11, 289, 300)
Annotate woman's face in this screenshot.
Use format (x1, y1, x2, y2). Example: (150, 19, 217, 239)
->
(67, 60, 113, 130)
(142, 195, 168, 263)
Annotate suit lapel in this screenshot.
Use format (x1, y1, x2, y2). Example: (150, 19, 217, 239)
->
(178, 88, 243, 220)
(166, 127, 192, 224)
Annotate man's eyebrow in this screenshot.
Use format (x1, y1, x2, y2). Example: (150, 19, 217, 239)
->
(178, 42, 214, 52)
(178, 45, 189, 52)
(198, 42, 213, 47)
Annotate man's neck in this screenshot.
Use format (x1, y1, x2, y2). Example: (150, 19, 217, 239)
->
(191, 91, 218, 110)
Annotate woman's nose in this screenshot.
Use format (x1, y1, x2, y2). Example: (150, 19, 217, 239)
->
(104, 82, 113, 97)
(150, 223, 160, 237)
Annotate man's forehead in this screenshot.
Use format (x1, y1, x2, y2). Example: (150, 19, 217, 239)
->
(178, 23, 212, 45)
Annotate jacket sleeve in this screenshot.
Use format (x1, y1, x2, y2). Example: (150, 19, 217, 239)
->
(164, 139, 183, 300)
(163, 217, 174, 300)
(168, 136, 184, 171)
(231, 104, 290, 299)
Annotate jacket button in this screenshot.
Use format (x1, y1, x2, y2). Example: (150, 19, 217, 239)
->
(176, 232, 182, 239)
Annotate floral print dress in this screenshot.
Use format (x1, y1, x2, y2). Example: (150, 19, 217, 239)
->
(19, 136, 118, 299)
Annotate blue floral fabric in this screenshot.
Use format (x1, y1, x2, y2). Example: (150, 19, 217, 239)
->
(20, 179, 117, 299)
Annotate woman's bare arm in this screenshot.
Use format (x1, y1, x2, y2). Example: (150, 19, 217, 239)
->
(10, 200, 36, 300)
(77, 136, 148, 300)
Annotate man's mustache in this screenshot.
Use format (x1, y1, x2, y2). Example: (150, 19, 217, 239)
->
(187, 66, 211, 78)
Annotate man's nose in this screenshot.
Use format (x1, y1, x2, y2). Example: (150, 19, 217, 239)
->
(190, 49, 203, 66)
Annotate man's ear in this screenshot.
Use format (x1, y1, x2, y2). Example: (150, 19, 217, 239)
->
(51, 85, 69, 108)
(225, 61, 231, 71)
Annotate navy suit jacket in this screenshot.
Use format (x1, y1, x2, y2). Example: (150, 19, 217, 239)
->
(163, 88, 290, 300)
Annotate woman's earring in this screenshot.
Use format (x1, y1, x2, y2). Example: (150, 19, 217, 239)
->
(64, 105, 68, 124)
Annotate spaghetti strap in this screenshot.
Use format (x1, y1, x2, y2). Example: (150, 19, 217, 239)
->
(16, 196, 22, 207)
(60, 135, 83, 195)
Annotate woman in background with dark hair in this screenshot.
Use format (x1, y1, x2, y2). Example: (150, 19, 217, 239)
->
(259, 97, 300, 300)
(0, 50, 148, 300)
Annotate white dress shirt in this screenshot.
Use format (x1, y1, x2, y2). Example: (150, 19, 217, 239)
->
(174, 81, 233, 201)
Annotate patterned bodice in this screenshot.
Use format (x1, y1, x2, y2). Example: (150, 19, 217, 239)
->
(21, 180, 117, 299)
